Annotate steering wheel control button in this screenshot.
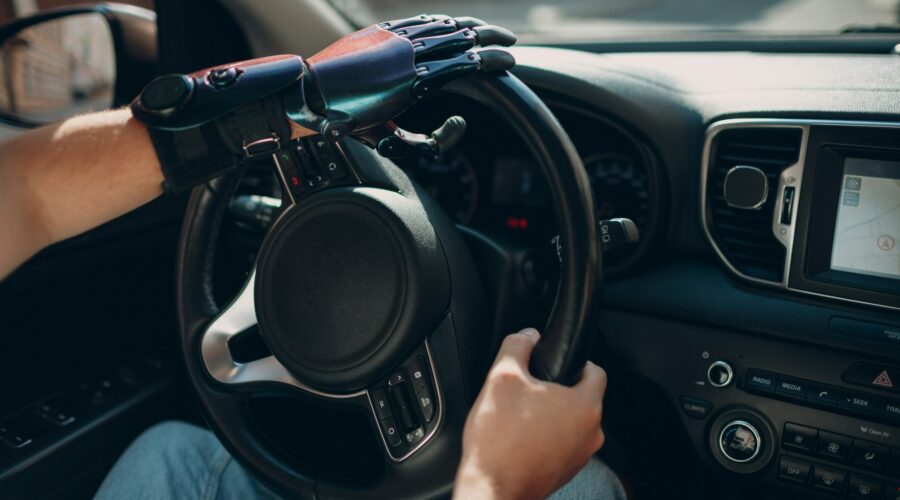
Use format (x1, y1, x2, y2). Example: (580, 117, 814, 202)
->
(388, 371, 405, 387)
(404, 427, 425, 446)
(416, 385, 436, 423)
(816, 431, 852, 461)
(371, 389, 392, 421)
(408, 356, 428, 394)
(812, 464, 847, 495)
(679, 396, 713, 419)
(707, 360, 734, 388)
(849, 475, 884, 499)
(850, 440, 888, 470)
(782, 423, 817, 452)
(380, 417, 402, 448)
(207, 66, 240, 89)
(778, 456, 812, 484)
(723, 165, 769, 210)
(140, 74, 194, 115)
(719, 420, 762, 463)
(745, 369, 777, 394)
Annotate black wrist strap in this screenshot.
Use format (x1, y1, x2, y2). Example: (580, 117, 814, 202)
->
(148, 95, 292, 195)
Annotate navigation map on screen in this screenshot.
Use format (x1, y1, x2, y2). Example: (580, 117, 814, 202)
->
(830, 158, 900, 281)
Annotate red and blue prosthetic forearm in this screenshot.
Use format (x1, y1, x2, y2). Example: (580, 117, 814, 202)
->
(131, 14, 515, 194)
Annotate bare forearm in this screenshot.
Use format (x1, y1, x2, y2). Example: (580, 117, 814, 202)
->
(0, 108, 162, 278)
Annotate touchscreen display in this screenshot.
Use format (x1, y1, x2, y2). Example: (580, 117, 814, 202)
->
(830, 157, 900, 280)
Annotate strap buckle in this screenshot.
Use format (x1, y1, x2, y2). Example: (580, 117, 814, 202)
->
(242, 134, 281, 158)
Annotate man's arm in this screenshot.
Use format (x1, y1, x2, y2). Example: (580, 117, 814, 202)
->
(0, 109, 315, 280)
(454, 329, 608, 499)
(0, 109, 161, 279)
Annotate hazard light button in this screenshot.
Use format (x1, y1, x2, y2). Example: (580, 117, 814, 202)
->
(843, 362, 899, 394)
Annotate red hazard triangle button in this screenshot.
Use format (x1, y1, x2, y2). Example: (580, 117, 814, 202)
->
(843, 362, 900, 394)
(872, 370, 893, 388)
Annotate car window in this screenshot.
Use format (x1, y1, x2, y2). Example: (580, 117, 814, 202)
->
(329, 0, 900, 43)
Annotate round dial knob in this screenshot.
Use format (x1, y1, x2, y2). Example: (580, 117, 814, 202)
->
(718, 420, 762, 463)
(707, 360, 734, 388)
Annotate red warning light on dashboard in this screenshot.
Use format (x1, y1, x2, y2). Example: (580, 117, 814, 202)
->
(505, 216, 529, 229)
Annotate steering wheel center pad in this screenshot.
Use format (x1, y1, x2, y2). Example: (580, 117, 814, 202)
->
(255, 187, 451, 393)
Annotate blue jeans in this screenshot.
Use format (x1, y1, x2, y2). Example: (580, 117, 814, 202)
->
(95, 421, 626, 499)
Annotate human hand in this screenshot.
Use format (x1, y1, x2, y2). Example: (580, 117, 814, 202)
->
(453, 328, 608, 500)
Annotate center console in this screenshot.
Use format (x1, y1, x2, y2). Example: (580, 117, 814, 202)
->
(701, 119, 900, 312)
(596, 118, 900, 499)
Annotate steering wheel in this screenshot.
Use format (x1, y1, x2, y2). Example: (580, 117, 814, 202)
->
(176, 71, 600, 498)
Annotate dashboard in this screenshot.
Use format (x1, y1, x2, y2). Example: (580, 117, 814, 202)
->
(500, 48, 900, 500)
(214, 46, 900, 500)
(393, 94, 663, 273)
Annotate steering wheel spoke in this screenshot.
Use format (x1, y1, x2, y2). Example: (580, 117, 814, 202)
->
(200, 270, 366, 399)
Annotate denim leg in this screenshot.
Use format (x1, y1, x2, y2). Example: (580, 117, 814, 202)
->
(97, 420, 625, 500)
(549, 457, 628, 500)
(94, 420, 275, 500)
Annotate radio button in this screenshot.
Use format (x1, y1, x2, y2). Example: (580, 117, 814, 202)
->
(840, 392, 880, 416)
(745, 369, 777, 394)
(878, 398, 900, 423)
(775, 376, 808, 401)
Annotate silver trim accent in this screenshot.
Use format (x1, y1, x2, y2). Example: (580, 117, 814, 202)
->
(200, 270, 365, 399)
(718, 420, 762, 464)
(701, 118, 900, 311)
(271, 152, 296, 206)
(723, 165, 769, 210)
(707, 360, 734, 388)
(367, 341, 445, 463)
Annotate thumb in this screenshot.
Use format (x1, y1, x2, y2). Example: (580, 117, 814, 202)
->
(494, 328, 540, 371)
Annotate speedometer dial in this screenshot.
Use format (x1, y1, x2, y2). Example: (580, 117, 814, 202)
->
(402, 149, 479, 224)
(585, 153, 650, 230)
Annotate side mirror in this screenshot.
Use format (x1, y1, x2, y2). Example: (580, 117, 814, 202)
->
(0, 3, 156, 127)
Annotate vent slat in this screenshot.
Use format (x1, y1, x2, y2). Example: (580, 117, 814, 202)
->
(718, 154, 792, 167)
(706, 127, 802, 282)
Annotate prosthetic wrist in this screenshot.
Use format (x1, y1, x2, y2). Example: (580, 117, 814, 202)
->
(132, 14, 517, 195)
(131, 55, 312, 194)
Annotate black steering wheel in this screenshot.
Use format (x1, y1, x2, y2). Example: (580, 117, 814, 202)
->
(176, 71, 600, 498)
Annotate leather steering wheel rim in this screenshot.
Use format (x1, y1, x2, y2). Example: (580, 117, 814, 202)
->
(175, 71, 600, 498)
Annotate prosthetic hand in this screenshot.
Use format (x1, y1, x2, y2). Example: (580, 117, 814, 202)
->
(131, 14, 516, 194)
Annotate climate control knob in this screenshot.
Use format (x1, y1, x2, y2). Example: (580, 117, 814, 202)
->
(718, 420, 762, 463)
(709, 409, 774, 474)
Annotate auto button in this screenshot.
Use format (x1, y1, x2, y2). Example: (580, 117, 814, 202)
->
(719, 420, 762, 463)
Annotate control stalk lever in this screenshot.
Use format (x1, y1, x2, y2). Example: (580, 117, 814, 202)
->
(525, 218, 640, 293)
(597, 218, 640, 252)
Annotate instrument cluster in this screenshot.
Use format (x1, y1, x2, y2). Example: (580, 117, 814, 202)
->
(394, 96, 663, 272)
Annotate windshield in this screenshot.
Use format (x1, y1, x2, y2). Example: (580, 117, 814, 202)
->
(330, 0, 900, 43)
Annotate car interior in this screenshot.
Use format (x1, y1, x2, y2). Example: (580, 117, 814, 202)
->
(0, 0, 899, 498)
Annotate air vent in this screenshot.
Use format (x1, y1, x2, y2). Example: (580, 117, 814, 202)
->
(706, 127, 803, 282)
